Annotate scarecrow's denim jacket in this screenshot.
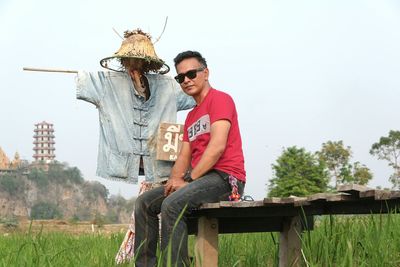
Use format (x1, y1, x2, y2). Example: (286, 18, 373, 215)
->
(76, 71, 195, 183)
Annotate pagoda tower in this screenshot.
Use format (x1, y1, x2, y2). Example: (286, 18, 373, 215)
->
(33, 121, 56, 163)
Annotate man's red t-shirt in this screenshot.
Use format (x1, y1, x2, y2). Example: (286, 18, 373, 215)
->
(183, 88, 246, 182)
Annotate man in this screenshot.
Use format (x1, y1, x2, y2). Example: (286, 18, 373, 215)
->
(75, 29, 195, 263)
(134, 51, 246, 266)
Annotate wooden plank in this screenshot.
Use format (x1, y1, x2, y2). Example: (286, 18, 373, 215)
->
(195, 217, 219, 267)
(200, 202, 220, 209)
(272, 197, 310, 207)
(360, 190, 393, 200)
(307, 193, 332, 202)
(194, 206, 302, 219)
(205, 200, 265, 208)
(307, 193, 353, 202)
(230, 200, 265, 208)
(375, 190, 393, 200)
(279, 216, 302, 267)
(263, 197, 301, 205)
(282, 197, 307, 203)
(359, 190, 376, 199)
(188, 217, 285, 235)
(156, 123, 184, 161)
(337, 184, 371, 192)
(192, 198, 400, 220)
(263, 197, 284, 204)
(322, 200, 400, 215)
(293, 199, 311, 207)
(390, 191, 400, 199)
(219, 201, 234, 207)
(326, 193, 353, 202)
(337, 184, 371, 197)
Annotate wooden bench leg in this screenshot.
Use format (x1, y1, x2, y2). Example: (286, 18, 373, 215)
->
(195, 216, 219, 267)
(279, 216, 302, 267)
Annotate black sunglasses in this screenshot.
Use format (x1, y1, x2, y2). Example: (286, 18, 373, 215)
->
(174, 67, 205, 83)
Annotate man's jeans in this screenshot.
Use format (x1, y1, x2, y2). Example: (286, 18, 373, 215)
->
(134, 170, 244, 267)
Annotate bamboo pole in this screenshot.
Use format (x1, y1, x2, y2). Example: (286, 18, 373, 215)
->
(23, 67, 78, 74)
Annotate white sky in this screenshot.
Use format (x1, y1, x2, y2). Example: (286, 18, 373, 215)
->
(1, 0, 399, 200)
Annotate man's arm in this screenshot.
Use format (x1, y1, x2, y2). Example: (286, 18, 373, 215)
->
(164, 141, 192, 196)
(190, 119, 231, 180)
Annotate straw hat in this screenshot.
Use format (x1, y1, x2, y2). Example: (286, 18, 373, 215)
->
(100, 29, 170, 74)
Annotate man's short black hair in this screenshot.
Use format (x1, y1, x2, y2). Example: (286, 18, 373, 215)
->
(174, 51, 207, 68)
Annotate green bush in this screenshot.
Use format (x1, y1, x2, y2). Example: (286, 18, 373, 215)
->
(0, 174, 25, 195)
(47, 163, 66, 184)
(28, 162, 85, 187)
(30, 202, 62, 219)
(93, 213, 106, 228)
(83, 181, 109, 201)
(105, 209, 119, 224)
(124, 197, 136, 211)
(64, 166, 84, 184)
(1, 217, 19, 229)
(45, 162, 84, 185)
(27, 168, 48, 187)
(74, 207, 92, 221)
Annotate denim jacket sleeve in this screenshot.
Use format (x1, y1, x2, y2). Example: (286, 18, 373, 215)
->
(172, 79, 196, 111)
(76, 71, 107, 106)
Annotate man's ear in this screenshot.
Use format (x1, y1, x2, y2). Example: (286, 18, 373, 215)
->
(204, 68, 209, 81)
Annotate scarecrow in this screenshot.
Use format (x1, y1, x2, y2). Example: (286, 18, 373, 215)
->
(78, 29, 194, 263)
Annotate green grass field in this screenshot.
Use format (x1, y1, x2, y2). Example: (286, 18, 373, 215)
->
(1, 214, 400, 267)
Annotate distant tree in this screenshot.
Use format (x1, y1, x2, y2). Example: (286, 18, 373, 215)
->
(64, 167, 84, 184)
(0, 174, 25, 195)
(74, 207, 92, 221)
(105, 209, 119, 224)
(31, 202, 62, 219)
(124, 197, 137, 211)
(106, 195, 127, 223)
(83, 181, 109, 201)
(370, 130, 400, 188)
(93, 212, 106, 227)
(268, 146, 329, 197)
(47, 163, 65, 183)
(108, 194, 127, 207)
(351, 162, 373, 185)
(36, 162, 85, 185)
(27, 168, 49, 187)
(317, 141, 352, 187)
(317, 140, 373, 187)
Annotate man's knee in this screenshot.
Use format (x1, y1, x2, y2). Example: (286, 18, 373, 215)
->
(161, 195, 189, 219)
(134, 194, 148, 215)
(135, 188, 165, 216)
(160, 196, 174, 215)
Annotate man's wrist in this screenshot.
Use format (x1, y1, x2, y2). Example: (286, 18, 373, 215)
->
(184, 176, 194, 183)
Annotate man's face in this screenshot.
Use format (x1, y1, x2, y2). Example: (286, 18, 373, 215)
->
(175, 58, 208, 97)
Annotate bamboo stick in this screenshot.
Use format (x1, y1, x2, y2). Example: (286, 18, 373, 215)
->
(23, 67, 78, 74)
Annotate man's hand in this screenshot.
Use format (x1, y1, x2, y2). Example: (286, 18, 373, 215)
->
(164, 178, 188, 196)
(164, 142, 191, 196)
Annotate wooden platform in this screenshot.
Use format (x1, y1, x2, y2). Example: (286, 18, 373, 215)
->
(187, 184, 400, 267)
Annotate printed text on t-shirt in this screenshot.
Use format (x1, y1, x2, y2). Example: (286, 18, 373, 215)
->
(188, 114, 211, 142)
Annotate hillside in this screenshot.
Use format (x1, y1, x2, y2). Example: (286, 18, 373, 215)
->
(0, 163, 133, 223)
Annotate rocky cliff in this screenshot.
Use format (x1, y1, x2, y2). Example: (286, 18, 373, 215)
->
(0, 163, 133, 223)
